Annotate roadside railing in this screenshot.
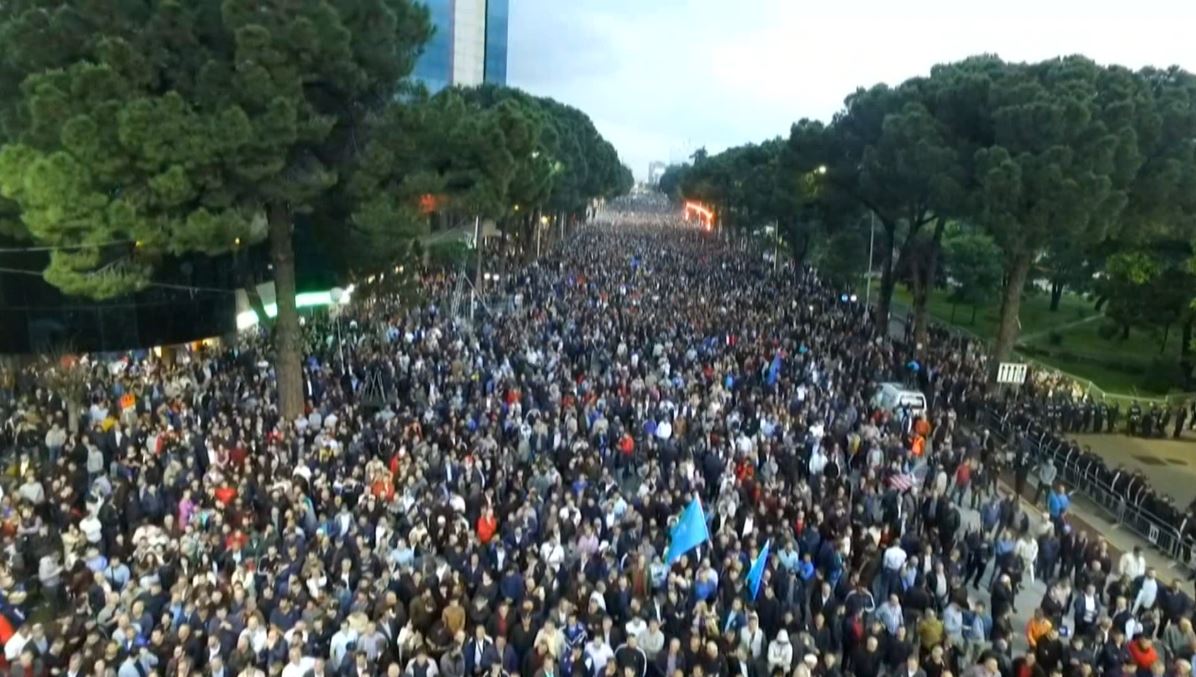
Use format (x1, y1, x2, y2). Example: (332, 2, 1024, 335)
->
(980, 403, 1191, 563)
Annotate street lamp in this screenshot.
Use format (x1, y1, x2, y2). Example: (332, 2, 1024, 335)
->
(817, 165, 827, 175)
(865, 211, 876, 307)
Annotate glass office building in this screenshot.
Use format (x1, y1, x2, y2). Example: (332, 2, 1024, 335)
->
(484, 0, 508, 85)
(412, 0, 455, 92)
(413, 0, 508, 92)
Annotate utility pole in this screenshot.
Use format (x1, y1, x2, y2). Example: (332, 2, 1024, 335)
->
(865, 211, 876, 307)
(535, 210, 542, 260)
(772, 221, 780, 274)
(472, 215, 482, 320)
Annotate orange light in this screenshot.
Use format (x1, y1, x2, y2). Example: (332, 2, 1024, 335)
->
(683, 201, 715, 227)
(418, 194, 441, 215)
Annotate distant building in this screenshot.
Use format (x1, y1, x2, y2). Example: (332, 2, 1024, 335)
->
(648, 162, 667, 186)
(413, 0, 509, 92)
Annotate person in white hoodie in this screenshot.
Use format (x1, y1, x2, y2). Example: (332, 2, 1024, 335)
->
(767, 630, 794, 674)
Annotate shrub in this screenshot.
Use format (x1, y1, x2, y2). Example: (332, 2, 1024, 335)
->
(1096, 321, 1120, 341)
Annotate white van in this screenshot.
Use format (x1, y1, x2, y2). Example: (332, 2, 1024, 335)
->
(872, 382, 928, 417)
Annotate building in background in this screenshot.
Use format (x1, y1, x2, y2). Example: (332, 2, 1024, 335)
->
(648, 162, 667, 186)
(413, 0, 508, 92)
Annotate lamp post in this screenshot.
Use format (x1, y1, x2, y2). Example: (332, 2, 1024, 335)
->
(472, 215, 482, 320)
(329, 287, 346, 366)
(865, 211, 876, 306)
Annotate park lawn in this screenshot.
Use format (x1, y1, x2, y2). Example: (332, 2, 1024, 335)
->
(889, 285, 1092, 342)
(887, 284, 1180, 396)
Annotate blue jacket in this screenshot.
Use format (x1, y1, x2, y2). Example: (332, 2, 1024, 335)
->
(1048, 491, 1070, 518)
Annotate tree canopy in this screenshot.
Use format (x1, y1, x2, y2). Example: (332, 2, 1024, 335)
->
(0, 0, 631, 418)
(666, 54, 1196, 381)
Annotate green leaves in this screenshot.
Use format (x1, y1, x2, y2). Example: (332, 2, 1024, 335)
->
(0, 0, 432, 299)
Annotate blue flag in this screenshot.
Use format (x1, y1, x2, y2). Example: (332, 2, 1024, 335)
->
(666, 498, 710, 565)
(746, 539, 771, 599)
(766, 352, 782, 386)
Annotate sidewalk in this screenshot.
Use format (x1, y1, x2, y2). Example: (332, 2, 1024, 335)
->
(949, 480, 1185, 656)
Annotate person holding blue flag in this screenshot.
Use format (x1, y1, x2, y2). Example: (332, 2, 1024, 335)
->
(666, 497, 710, 566)
(766, 352, 782, 387)
(746, 539, 772, 600)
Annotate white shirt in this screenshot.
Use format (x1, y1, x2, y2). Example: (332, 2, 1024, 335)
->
(883, 545, 908, 571)
(1119, 552, 1146, 580)
(1134, 576, 1159, 613)
(282, 657, 316, 677)
(587, 642, 615, 671)
(4, 630, 27, 661)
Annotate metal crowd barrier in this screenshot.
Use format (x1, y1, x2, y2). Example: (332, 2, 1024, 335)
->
(979, 404, 1189, 562)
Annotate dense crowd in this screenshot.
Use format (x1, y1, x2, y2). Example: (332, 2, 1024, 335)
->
(0, 200, 1192, 677)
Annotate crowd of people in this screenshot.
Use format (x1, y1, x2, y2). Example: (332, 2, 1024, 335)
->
(0, 198, 1191, 677)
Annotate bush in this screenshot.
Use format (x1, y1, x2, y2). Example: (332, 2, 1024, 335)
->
(1047, 331, 1063, 346)
(1142, 357, 1184, 393)
(1096, 321, 1121, 341)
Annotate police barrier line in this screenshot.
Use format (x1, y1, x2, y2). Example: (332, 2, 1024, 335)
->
(980, 404, 1191, 565)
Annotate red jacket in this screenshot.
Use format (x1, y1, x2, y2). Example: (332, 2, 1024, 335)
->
(477, 514, 498, 544)
(1128, 639, 1158, 669)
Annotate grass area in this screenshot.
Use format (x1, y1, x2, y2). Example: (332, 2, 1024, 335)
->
(890, 285, 1093, 341)
(886, 284, 1186, 396)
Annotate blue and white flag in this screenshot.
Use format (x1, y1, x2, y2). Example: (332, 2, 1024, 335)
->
(666, 498, 710, 566)
(746, 539, 772, 599)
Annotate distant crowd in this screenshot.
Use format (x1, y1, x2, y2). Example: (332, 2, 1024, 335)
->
(0, 198, 1191, 677)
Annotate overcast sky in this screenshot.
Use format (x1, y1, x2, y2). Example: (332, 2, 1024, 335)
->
(506, 0, 1196, 180)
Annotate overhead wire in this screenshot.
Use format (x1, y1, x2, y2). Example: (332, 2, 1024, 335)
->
(0, 264, 237, 295)
(0, 239, 135, 253)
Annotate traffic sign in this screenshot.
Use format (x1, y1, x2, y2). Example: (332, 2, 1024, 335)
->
(995, 362, 1028, 385)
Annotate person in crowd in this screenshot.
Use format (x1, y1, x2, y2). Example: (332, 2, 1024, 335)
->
(0, 204, 1191, 677)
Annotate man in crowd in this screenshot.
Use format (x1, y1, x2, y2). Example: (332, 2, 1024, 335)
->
(0, 202, 1188, 677)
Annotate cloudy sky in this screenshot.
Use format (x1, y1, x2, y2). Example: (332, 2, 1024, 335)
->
(506, 0, 1196, 180)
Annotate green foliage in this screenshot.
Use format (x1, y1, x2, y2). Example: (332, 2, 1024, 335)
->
(944, 230, 1003, 307)
(815, 226, 868, 289)
(1099, 243, 1195, 345)
(0, 0, 432, 298)
(454, 85, 631, 216)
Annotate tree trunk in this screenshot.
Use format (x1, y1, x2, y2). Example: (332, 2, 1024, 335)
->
(268, 204, 304, 422)
(1160, 324, 1171, 353)
(993, 253, 1033, 364)
(1120, 323, 1130, 340)
(234, 251, 270, 328)
(1182, 316, 1193, 357)
(911, 218, 947, 347)
(792, 227, 811, 265)
(245, 283, 270, 330)
(876, 224, 897, 330)
(1049, 281, 1063, 312)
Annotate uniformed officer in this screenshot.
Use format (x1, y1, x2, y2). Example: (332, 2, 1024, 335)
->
(1081, 400, 1094, 432)
(1093, 402, 1105, 433)
(1128, 401, 1142, 436)
(1143, 405, 1156, 437)
(1108, 402, 1120, 434)
(1176, 405, 1189, 439)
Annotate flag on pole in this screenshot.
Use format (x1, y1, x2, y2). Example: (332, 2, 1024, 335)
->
(746, 539, 771, 599)
(666, 498, 710, 565)
(766, 352, 783, 386)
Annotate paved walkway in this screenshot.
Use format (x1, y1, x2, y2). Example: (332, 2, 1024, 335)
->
(1073, 432, 1196, 505)
(945, 476, 1188, 655)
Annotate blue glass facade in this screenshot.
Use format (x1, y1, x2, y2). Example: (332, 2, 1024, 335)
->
(413, 0, 454, 92)
(484, 0, 508, 85)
